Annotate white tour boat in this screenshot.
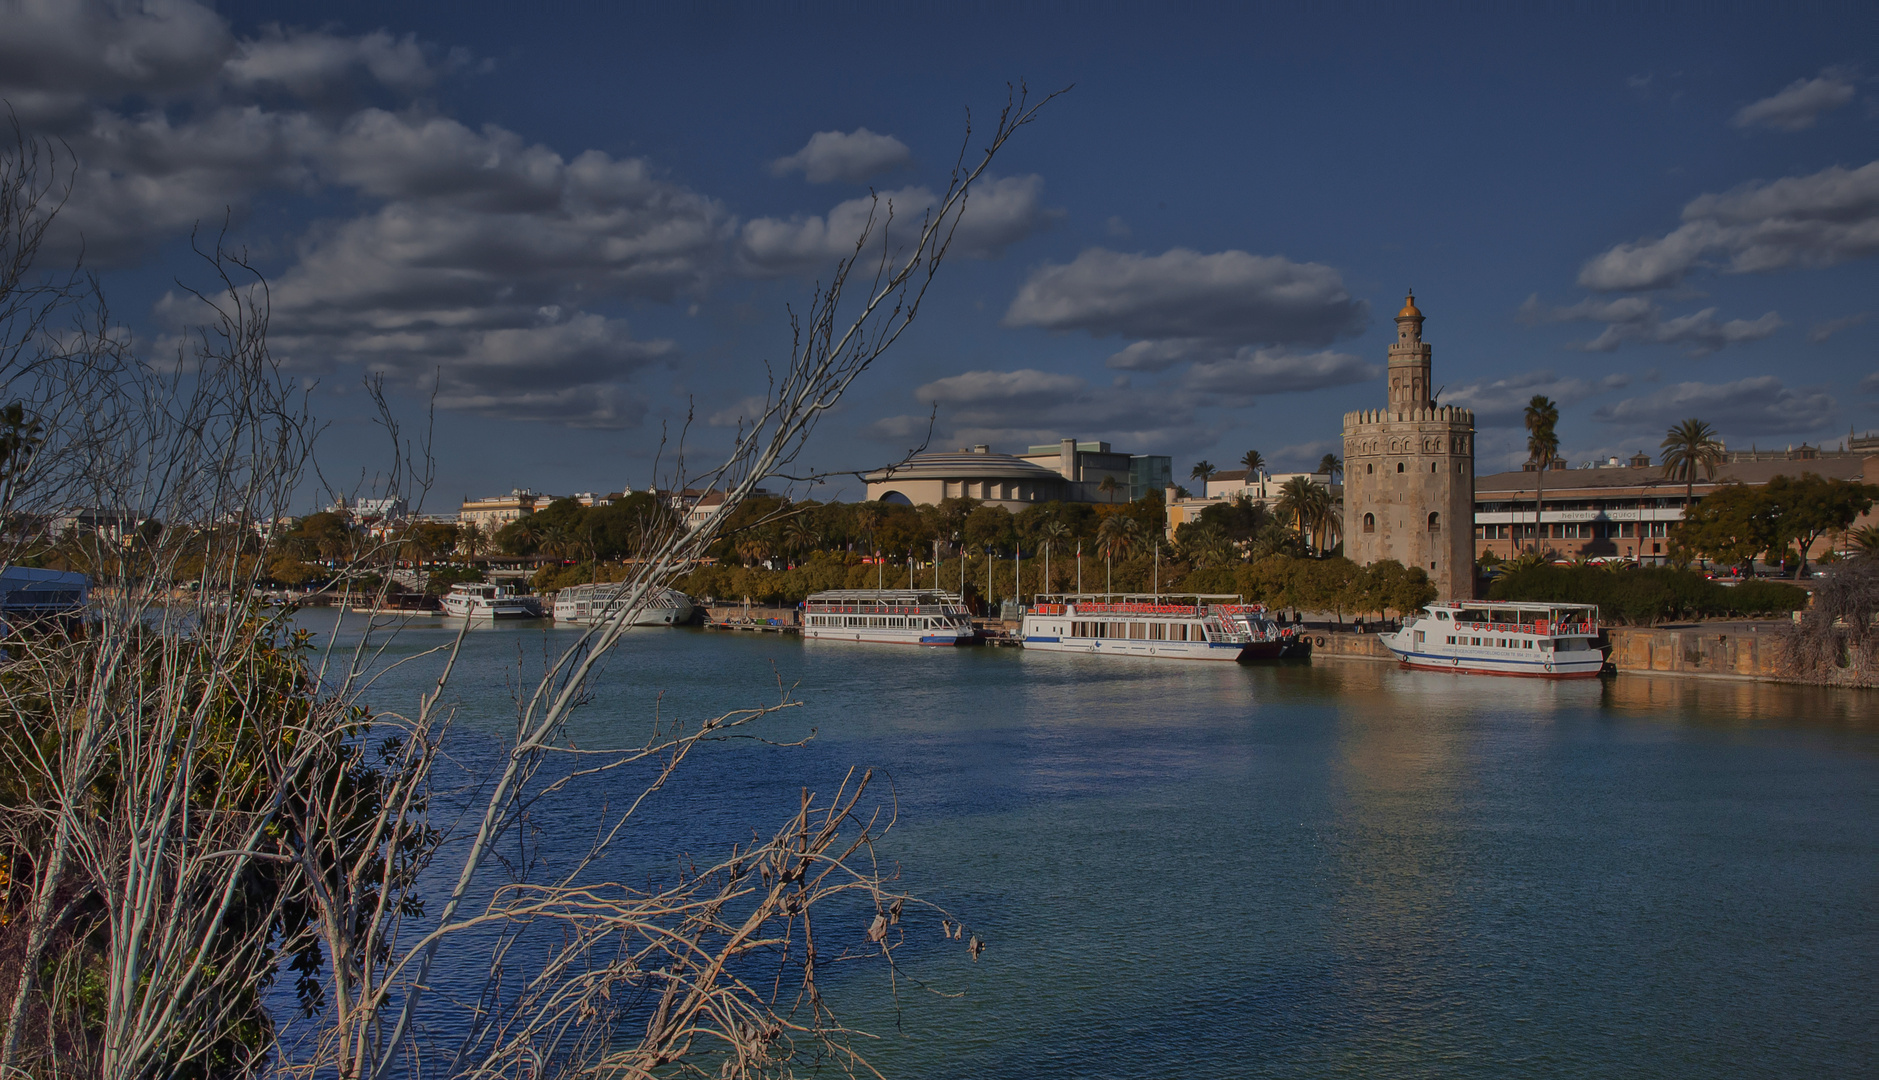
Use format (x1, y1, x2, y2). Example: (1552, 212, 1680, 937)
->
(1019, 594, 1264, 662)
(552, 583, 694, 626)
(439, 582, 542, 620)
(802, 589, 977, 646)
(1378, 600, 1606, 678)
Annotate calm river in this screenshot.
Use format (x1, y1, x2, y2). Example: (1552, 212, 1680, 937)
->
(308, 613, 1877, 1078)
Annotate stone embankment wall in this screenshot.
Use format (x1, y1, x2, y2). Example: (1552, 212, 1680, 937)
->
(1309, 621, 1806, 683)
(703, 602, 797, 624)
(1605, 623, 1787, 680)
(1304, 631, 1397, 662)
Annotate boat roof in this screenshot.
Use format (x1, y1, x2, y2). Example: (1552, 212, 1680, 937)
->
(805, 589, 965, 603)
(1432, 600, 1599, 614)
(1042, 592, 1243, 602)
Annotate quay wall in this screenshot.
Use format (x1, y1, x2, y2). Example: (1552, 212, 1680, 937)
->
(1307, 631, 1398, 662)
(1307, 622, 1800, 682)
(1606, 623, 1787, 680)
(703, 602, 797, 624)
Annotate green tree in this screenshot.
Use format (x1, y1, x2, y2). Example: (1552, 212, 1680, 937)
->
(1189, 461, 1216, 487)
(1524, 395, 1559, 552)
(1671, 482, 1779, 572)
(1660, 417, 1726, 516)
(1317, 452, 1343, 483)
(1240, 449, 1265, 476)
(1761, 472, 1879, 578)
(1097, 474, 1120, 504)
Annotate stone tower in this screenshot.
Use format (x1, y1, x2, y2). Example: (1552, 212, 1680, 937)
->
(1342, 293, 1477, 600)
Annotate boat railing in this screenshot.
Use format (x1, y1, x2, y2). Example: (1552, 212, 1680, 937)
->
(1457, 619, 1597, 635)
(1073, 602, 1202, 616)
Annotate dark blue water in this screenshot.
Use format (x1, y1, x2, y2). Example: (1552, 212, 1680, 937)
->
(308, 614, 1878, 1078)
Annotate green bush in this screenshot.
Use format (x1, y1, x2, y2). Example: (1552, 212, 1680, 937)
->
(1487, 562, 1805, 624)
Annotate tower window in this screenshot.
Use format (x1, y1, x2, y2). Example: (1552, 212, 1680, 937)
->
(1397, 462, 1404, 473)
(1367, 463, 1374, 474)
(1428, 512, 1441, 533)
(1363, 512, 1375, 533)
(1431, 462, 1437, 473)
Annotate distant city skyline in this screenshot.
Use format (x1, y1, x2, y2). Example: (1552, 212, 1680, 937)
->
(4, 1, 1874, 510)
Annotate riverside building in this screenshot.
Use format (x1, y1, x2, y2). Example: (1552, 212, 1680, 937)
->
(1473, 451, 1879, 564)
(1342, 293, 1477, 600)
(863, 439, 1171, 509)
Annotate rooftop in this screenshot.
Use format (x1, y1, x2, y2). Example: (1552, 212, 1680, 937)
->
(1477, 456, 1869, 494)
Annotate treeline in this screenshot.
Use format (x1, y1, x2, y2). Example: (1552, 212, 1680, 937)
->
(1488, 561, 1806, 624)
(1673, 472, 1878, 578)
(674, 550, 1437, 620)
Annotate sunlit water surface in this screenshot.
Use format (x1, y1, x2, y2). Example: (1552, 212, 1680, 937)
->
(300, 613, 1877, 1079)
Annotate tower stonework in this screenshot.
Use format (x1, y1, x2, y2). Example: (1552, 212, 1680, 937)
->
(1342, 293, 1477, 600)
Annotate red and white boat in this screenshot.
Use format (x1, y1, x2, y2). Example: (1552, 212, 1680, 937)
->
(1379, 601, 1606, 678)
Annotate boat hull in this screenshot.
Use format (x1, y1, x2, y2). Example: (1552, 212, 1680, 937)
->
(803, 626, 974, 646)
(1020, 635, 1250, 661)
(1381, 641, 1605, 678)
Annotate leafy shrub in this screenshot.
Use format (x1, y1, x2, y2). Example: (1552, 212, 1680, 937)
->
(1488, 562, 1805, 624)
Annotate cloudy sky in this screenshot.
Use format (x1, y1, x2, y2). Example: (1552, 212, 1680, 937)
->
(5, 1, 1875, 507)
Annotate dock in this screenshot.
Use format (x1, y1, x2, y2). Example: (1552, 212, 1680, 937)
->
(703, 619, 801, 635)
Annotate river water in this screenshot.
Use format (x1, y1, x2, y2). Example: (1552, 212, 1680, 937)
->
(307, 614, 1876, 1078)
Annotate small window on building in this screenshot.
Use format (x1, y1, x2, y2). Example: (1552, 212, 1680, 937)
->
(1367, 463, 1374, 474)
(1427, 512, 1440, 533)
(1363, 512, 1375, 533)
(1397, 462, 1404, 473)
(1431, 462, 1437, 473)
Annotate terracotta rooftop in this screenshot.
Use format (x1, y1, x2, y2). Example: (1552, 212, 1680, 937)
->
(1476, 456, 1871, 494)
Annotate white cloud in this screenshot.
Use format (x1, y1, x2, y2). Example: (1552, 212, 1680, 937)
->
(1005, 247, 1366, 347)
(0, 0, 232, 122)
(736, 175, 1047, 275)
(1445, 369, 1632, 427)
(265, 308, 674, 428)
(1522, 294, 1784, 357)
(1582, 308, 1784, 356)
(1811, 312, 1871, 343)
(1182, 348, 1377, 403)
(1578, 159, 1879, 290)
(769, 128, 911, 183)
(707, 396, 771, 427)
(1592, 377, 1834, 436)
(1731, 68, 1857, 132)
(224, 25, 464, 97)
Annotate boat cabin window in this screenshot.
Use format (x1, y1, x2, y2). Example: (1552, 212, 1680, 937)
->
(1457, 609, 1488, 623)
(1435, 610, 1450, 621)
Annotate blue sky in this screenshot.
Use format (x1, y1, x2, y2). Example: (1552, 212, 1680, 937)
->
(5, 1, 1875, 509)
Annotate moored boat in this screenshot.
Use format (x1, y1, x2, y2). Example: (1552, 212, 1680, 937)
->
(802, 589, 976, 645)
(1215, 603, 1312, 659)
(552, 583, 693, 626)
(439, 582, 542, 620)
(1377, 600, 1605, 678)
(1019, 594, 1263, 662)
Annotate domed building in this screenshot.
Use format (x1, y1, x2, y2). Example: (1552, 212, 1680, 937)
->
(865, 445, 1069, 510)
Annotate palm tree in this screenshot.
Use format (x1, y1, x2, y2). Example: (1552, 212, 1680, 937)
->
(1190, 461, 1216, 487)
(783, 516, 819, 565)
(1240, 450, 1265, 477)
(1524, 395, 1560, 552)
(1318, 453, 1343, 483)
(1041, 519, 1071, 591)
(1096, 514, 1138, 595)
(1097, 474, 1120, 504)
(1850, 525, 1879, 557)
(1275, 476, 1320, 553)
(1660, 417, 1726, 517)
